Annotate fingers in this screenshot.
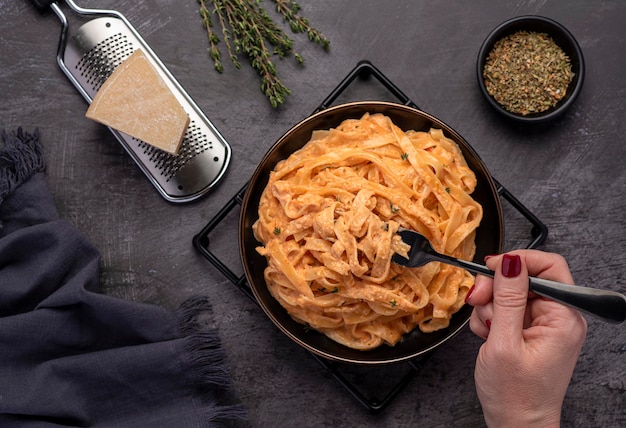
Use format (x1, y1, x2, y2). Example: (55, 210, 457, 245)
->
(465, 249, 574, 305)
(504, 250, 574, 284)
(489, 253, 529, 341)
(468, 274, 494, 339)
(466, 249, 577, 341)
(470, 304, 492, 339)
(465, 273, 494, 306)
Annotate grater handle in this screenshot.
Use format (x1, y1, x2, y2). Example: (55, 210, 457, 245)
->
(29, 0, 56, 10)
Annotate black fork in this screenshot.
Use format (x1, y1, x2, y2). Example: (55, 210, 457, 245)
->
(392, 229, 626, 323)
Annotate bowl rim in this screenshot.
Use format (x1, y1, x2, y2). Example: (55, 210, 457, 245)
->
(476, 15, 585, 123)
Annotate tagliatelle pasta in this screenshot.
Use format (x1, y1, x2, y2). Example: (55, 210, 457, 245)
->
(253, 113, 482, 350)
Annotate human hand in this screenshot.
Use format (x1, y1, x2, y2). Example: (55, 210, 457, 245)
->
(465, 250, 587, 427)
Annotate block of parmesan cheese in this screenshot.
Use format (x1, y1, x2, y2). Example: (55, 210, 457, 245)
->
(85, 49, 189, 155)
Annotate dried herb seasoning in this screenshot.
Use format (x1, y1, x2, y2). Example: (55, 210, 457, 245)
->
(483, 31, 574, 116)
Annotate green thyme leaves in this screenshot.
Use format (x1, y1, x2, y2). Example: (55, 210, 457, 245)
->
(197, 0, 330, 108)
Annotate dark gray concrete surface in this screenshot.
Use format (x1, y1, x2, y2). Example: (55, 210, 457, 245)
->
(1, 1, 624, 426)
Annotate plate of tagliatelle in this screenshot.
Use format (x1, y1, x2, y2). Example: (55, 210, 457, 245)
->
(239, 102, 504, 364)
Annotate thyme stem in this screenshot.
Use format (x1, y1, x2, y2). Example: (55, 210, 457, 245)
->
(196, 0, 330, 108)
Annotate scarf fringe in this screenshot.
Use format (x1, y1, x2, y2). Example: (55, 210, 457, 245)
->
(177, 296, 248, 426)
(0, 128, 45, 206)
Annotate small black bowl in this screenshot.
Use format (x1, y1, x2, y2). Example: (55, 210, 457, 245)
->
(477, 15, 585, 123)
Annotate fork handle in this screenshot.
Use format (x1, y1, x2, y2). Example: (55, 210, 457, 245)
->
(528, 277, 626, 323)
(446, 257, 626, 323)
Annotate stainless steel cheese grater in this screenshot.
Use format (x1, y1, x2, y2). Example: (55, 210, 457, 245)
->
(32, 0, 231, 203)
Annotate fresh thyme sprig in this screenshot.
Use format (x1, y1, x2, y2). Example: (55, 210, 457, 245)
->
(274, 0, 330, 49)
(197, 0, 330, 108)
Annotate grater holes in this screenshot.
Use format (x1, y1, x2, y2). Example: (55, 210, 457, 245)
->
(136, 120, 216, 181)
(76, 32, 135, 92)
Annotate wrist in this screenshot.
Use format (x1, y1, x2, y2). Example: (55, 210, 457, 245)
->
(483, 407, 561, 428)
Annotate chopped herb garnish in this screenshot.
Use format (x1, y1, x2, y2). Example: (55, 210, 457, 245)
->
(390, 203, 400, 214)
(273, 227, 281, 235)
(401, 152, 409, 160)
(390, 300, 397, 308)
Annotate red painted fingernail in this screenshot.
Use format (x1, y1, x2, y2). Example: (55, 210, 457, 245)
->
(502, 254, 522, 278)
(484, 254, 498, 261)
(465, 285, 476, 303)
(486, 319, 492, 329)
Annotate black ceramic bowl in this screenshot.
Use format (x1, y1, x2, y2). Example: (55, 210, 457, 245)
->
(477, 15, 584, 123)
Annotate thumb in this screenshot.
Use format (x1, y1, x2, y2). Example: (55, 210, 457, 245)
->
(489, 253, 529, 341)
